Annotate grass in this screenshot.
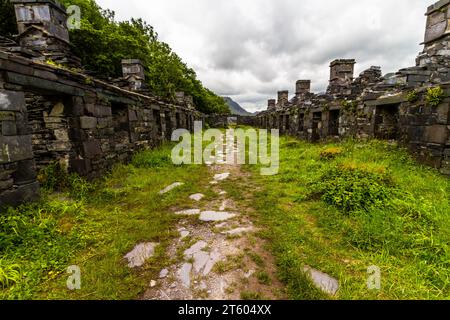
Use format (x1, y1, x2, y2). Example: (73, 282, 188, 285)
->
(0, 143, 211, 300)
(240, 136, 450, 300)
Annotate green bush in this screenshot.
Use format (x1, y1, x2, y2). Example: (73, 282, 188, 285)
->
(311, 162, 393, 213)
(406, 90, 419, 103)
(425, 86, 444, 107)
(131, 147, 174, 168)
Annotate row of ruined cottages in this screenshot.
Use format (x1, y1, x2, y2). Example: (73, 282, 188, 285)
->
(0, 0, 202, 206)
(255, 0, 450, 177)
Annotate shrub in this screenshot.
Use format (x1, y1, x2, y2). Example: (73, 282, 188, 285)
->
(406, 90, 419, 103)
(320, 147, 344, 159)
(425, 86, 444, 107)
(37, 161, 94, 201)
(311, 162, 393, 213)
(37, 161, 71, 192)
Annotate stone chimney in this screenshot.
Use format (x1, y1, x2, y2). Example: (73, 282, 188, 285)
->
(277, 91, 289, 109)
(175, 91, 185, 104)
(11, 0, 80, 67)
(268, 99, 276, 110)
(295, 80, 311, 96)
(416, 0, 450, 69)
(122, 59, 146, 91)
(327, 59, 355, 95)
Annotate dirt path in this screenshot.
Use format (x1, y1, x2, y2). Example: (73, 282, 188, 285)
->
(141, 140, 286, 300)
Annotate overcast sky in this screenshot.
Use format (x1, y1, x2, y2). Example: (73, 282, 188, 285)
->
(97, 0, 430, 112)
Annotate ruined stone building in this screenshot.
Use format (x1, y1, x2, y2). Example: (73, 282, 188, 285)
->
(0, 0, 201, 206)
(1, 0, 449, 208)
(257, 0, 450, 176)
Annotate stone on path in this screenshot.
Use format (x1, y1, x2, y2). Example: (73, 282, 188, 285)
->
(178, 263, 192, 288)
(244, 270, 255, 279)
(214, 173, 230, 181)
(303, 266, 339, 296)
(150, 280, 157, 287)
(159, 182, 184, 195)
(192, 251, 210, 273)
(175, 209, 201, 216)
(222, 227, 254, 236)
(184, 242, 221, 276)
(199, 211, 236, 222)
(184, 241, 208, 256)
(124, 242, 158, 268)
(203, 250, 221, 276)
(215, 222, 228, 229)
(178, 228, 190, 239)
(159, 269, 169, 279)
(189, 193, 205, 201)
(219, 200, 228, 211)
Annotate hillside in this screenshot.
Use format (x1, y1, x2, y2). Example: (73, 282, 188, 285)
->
(223, 97, 253, 116)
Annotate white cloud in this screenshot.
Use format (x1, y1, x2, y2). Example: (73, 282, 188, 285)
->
(96, 0, 430, 112)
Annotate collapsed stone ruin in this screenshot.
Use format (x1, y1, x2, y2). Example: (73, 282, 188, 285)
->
(0, 0, 200, 206)
(256, 0, 450, 176)
(0, 0, 449, 208)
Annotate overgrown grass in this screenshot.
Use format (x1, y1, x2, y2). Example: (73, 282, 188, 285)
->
(0, 144, 210, 299)
(243, 137, 450, 300)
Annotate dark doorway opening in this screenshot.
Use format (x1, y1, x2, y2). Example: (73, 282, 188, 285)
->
(312, 112, 322, 142)
(374, 104, 400, 140)
(329, 110, 340, 136)
(285, 115, 290, 133)
(298, 113, 305, 133)
(165, 111, 173, 140)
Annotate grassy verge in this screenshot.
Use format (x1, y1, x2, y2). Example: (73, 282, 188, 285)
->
(0, 143, 211, 300)
(241, 136, 450, 300)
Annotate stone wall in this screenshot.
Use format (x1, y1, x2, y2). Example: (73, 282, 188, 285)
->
(256, 0, 450, 176)
(0, 50, 200, 207)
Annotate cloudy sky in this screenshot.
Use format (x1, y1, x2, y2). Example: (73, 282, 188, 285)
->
(97, 0, 429, 112)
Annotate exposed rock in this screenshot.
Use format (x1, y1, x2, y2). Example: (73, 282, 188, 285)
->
(184, 241, 208, 256)
(179, 229, 190, 239)
(124, 242, 158, 268)
(189, 193, 205, 201)
(159, 269, 169, 279)
(199, 211, 236, 222)
(159, 182, 184, 195)
(214, 173, 230, 181)
(219, 200, 228, 211)
(175, 209, 201, 216)
(303, 266, 339, 296)
(178, 263, 193, 288)
(222, 227, 254, 236)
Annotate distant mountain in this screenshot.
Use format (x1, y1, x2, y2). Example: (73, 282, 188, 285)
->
(223, 97, 253, 116)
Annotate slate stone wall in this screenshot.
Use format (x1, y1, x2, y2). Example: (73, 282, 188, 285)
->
(0, 51, 200, 207)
